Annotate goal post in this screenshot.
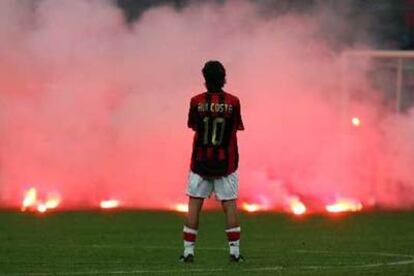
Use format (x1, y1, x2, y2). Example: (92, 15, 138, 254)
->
(339, 51, 414, 202)
(341, 50, 414, 113)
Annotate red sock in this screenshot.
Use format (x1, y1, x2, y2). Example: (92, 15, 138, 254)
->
(226, 226, 241, 256)
(183, 225, 197, 256)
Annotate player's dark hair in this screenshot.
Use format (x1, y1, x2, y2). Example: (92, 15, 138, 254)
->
(202, 60, 226, 92)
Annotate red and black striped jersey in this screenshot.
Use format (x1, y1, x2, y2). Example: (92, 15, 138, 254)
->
(188, 91, 244, 177)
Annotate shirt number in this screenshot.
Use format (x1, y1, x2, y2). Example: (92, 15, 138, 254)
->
(203, 117, 226, 146)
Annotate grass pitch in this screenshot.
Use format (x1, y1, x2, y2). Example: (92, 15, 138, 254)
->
(0, 210, 413, 275)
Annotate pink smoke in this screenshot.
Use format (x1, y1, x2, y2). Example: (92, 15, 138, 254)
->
(0, 0, 413, 212)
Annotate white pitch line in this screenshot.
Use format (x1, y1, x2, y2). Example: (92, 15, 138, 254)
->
(3, 244, 228, 252)
(2, 249, 414, 275)
(91, 245, 228, 251)
(295, 250, 414, 269)
(2, 268, 235, 276)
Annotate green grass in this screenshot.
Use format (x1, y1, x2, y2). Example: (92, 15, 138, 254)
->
(0, 210, 414, 275)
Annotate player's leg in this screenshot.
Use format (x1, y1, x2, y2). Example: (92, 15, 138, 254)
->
(181, 196, 203, 262)
(221, 199, 243, 261)
(214, 171, 244, 262)
(180, 172, 212, 262)
(221, 199, 239, 228)
(186, 196, 204, 229)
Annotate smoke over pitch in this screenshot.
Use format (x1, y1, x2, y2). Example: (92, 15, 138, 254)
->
(0, 0, 413, 211)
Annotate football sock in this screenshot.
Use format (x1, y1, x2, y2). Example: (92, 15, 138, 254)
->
(183, 225, 197, 257)
(226, 226, 241, 257)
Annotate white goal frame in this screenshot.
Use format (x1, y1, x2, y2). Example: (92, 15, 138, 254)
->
(341, 50, 414, 113)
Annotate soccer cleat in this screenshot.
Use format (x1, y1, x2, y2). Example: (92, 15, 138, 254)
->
(229, 254, 245, 263)
(179, 254, 194, 263)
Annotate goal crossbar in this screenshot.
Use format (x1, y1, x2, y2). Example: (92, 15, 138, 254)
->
(343, 50, 414, 59)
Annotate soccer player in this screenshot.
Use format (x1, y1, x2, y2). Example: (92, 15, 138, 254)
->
(180, 60, 244, 263)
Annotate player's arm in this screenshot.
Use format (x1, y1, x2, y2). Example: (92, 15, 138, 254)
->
(187, 98, 197, 131)
(236, 99, 244, 131)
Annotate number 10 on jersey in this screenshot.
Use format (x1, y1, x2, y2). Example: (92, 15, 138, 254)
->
(203, 117, 226, 146)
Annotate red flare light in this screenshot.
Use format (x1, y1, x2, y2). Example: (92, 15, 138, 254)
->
(37, 203, 47, 213)
(21, 188, 61, 213)
(45, 197, 60, 209)
(100, 199, 120, 209)
(352, 117, 361, 127)
(326, 198, 363, 213)
(242, 202, 262, 213)
(174, 203, 189, 213)
(22, 188, 37, 211)
(287, 196, 307, 215)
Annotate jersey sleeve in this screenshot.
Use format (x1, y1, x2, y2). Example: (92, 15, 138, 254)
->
(187, 98, 197, 130)
(236, 100, 244, 131)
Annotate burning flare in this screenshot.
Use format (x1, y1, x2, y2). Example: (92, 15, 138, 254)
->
(352, 117, 361, 127)
(22, 188, 37, 211)
(326, 197, 363, 213)
(37, 203, 47, 213)
(45, 197, 60, 209)
(174, 203, 189, 213)
(100, 199, 120, 209)
(21, 188, 61, 213)
(242, 202, 262, 213)
(287, 196, 307, 215)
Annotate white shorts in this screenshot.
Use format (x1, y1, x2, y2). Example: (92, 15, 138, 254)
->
(186, 171, 239, 201)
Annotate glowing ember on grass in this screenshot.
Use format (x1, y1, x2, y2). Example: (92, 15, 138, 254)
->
(100, 199, 120, 209)
(287, 196, 307, 215)
(174, 203, 189, 213)
(22, 188, 61, 213)
(37, 203, 47, 213)
(352, 117, 361, 127)
(22, 188, 37, 211)
(326, 198, 363, 213)
(242, 203, 261, 213)
(45, 197, 61, 209)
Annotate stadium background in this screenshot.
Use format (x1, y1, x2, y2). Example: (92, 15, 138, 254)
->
(1, 0, 414, 275)
(1, 0, 413, 214)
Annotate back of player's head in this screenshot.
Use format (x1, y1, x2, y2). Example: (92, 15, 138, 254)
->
(202, 60, 226, 92)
